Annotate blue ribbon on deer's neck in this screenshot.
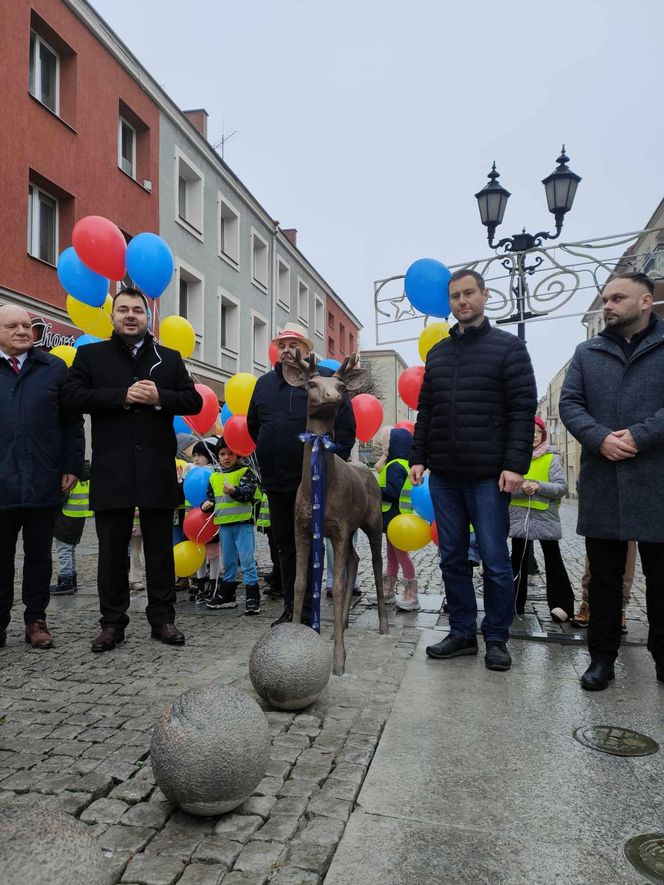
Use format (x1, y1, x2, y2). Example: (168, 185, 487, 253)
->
(298, 432, 337, 633)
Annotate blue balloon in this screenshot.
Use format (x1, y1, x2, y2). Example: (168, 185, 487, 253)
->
(404, 258, 451, 318)
(318, 358, 341, 371)
(411, 474, 435, 523)
(74, 333, 102, 348)
(126, 232, 175, 299)
(183, 466, 213, 508)
(173, 415, 190, 434)
(220, 403, 233, 425)
(57, 247, 109, 307)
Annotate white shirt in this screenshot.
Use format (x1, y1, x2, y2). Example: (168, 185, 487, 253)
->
(0, 349, 29, 370)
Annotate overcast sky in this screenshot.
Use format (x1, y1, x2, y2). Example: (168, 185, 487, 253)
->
(93, 0, 664, 392)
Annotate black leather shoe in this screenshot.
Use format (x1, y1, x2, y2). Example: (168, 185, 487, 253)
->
(151, 624, 185, 645)
(581, 659, 615, 691)
(485, 641, 512, 671)
(91, 626, 125, 653)
(426, 634, 478, 659)
(271, 608, 293, 628)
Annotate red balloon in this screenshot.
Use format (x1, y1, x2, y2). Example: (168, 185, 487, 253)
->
(352, 393, 384, 443)
(223, 415, 256, 457)
(268, 341, 280, 368)
(183, 508, 218, 544)
(185, 384, 219, 435)
(395, 420, 415, 435)
(72, 216, 127, 280)
(398, 366, 425, 411)
(430, 520, 439, 546)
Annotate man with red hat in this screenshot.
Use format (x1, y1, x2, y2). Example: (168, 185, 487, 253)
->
(247, 323, 356, 625)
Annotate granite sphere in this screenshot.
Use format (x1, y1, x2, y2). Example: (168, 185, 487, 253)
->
(0, 806, 109, 885)
(249, 622, 332, 710)
(150, 684, 270, 815)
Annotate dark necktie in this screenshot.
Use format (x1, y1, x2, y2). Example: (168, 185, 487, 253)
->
(8, 357, 20, 374)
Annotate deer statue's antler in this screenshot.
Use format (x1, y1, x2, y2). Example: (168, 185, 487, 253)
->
(333, 352, 359, 381)
(294, 348, 318, 378)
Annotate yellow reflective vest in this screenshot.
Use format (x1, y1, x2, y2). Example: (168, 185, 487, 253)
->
(62, 481, 93, 518)
(377, 459, 413, 514)
(511, 453, 554, 511)
(210, 469, 253, 525)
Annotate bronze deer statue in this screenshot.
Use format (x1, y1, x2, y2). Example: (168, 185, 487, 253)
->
(282, 351, 389, 676)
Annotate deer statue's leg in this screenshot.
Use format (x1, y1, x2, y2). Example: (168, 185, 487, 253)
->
(331, 534, 349, 676)
(343, 541, 360, 629)
(366, 521, 389, 636)
(292, 519, 311, 625)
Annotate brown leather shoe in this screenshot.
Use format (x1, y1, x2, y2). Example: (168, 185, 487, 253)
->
(91, 626, 125, 653)
(0, 626, 6, 648)
(25, 620, 54, 649)
(151, 623, 185, 645)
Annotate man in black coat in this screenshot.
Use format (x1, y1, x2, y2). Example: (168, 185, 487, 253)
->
(410, 270, 537, 672)
(247, 323, 356, 625)
(63, 288, 202, 652)
(0, 304, 84, 649)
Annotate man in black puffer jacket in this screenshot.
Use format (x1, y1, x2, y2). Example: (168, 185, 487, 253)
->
(247, 323, 356, 625)
(410, 270, 537, 672)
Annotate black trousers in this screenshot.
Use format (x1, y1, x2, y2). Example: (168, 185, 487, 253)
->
(511, 537, 575, 617)
(266, 489, 311, 621)
(95, 507, 176, 630)
(586, 537, 664, 663)
(0, 507, 57, 628)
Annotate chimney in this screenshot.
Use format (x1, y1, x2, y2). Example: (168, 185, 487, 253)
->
(183, 109, 209, 140)
(282, 228, 297, 248)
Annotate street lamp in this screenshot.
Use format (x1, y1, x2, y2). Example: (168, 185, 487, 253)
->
(474, 146, 582, 339)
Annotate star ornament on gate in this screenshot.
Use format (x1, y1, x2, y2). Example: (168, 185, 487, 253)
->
(389, 291, 418, 321)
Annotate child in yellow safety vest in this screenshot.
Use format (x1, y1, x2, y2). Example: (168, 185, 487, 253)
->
(50, 464, 92, 596)
(201, 438, 261, 615)
(509, 417, 575, 622)
(189, 440, 221, 603)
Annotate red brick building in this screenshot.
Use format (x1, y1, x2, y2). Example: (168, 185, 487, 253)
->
(325, 295, 361, 360)
(0, 0, 160, 334)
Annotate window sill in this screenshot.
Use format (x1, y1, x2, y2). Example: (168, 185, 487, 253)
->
(218, 251, 239, 272)
(276, 299, 291, 311)
(118, 166, 152, 193)
(27, 251, 57, 270)
(298, 315, 310, 325)
(221, 345, 239, 358)
(28, 93, 77, 134)
(315, 329, 324, 339)
(176, 215, 204, 242)
(251, 278, 268, 294)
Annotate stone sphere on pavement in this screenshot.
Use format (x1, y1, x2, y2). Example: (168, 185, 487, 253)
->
(150, 684, 270, 816)
(249, 622, 332, 711)
(0, 806, 109, 885)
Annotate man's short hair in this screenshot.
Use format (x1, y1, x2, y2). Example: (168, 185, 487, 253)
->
(606, 272, 655, 296)
(113, 286, 150, 312)
(449, 268, 487, 292)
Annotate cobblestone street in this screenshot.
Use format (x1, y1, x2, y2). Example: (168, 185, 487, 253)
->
(0, 499, 652, 883)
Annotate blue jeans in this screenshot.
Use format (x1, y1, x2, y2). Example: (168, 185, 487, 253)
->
(429, 474, 514, 642)
(56, 539, 76, 578)
(221, 523, 258, 585)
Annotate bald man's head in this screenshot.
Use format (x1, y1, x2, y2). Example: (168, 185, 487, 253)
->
(0, 304, 34, 356)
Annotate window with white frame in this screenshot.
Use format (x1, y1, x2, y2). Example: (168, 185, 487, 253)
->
(29, 31, 59, 114)
(118, 117, 136, 179)
(297, 279, 310, 323)
(177, 263, 204, 359)
(27, 183, 58, 265)
(314, 295, 324, 338)
(251, 229, 269, 290)
(175, 149, 204, 237)
(218, 195, 239, 266)
(219, 290, 239, 354)
(252, 312, 268, 369)
(277, 258, 291, 309)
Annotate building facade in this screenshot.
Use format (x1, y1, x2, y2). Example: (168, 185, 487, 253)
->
(358, 349, 413, 427)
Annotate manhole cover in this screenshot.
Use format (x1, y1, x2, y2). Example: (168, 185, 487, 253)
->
(624, 834, 664, 884)
(573, 725, 659, 757)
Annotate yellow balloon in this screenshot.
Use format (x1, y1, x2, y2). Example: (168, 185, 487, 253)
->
(66, 294, 113, 338)
(173, 540, 206, 577)
(160, 315, 195, 359)
(387, 513, 432, 551)
(49, 345, 77, 367)
(418, 321, 450, 362)
(225, 372, 257, 416)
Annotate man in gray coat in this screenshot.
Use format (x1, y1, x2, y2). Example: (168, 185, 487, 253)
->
(560, 272, 664, 690)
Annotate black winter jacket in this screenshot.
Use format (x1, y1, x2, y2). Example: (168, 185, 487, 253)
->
(62, 333, 202, 510)
(247, 363, 356, 493)
(0, 348, 84, 509)
(410, 319, 537, 481)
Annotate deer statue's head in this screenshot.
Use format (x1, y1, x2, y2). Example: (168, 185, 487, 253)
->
(282, 350, 365, 418)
